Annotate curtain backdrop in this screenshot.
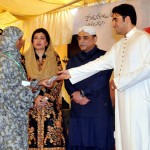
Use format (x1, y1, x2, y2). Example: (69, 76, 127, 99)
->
(73, 0, 150, 51)
(8, 9, 74, 48)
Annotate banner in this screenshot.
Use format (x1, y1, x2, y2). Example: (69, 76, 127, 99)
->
(73, 0, 149, 51)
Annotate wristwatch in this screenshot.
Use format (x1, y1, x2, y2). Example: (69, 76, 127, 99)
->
(80, 90, 85, 97)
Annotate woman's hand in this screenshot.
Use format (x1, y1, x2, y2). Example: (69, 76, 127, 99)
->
(38, 78, 54, 88)
(34, 95, 48, 108)
(27, 86, 38, 93)
(34, 95, 43, 107)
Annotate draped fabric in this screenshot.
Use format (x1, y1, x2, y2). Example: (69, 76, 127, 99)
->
(22, 52, 66, 149)
(0, 0, 120, 21)
(21, 31, 66, 148)
(24, 43, 58, 80)
(0, 9, 74, 46)
(0, 0, 121, 46)
(0, 26, 27, 79)
(0, 26, 35, 150)
(0, 26, 23, 61)
(14, 10, 74, 47)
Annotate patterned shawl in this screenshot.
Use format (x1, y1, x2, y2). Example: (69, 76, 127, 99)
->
(0, 26, 23, 64)
(23, 39, 58, 80)
(0, 26, 27, 79)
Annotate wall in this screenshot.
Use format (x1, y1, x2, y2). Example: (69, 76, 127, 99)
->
(72, 0, 150, 51)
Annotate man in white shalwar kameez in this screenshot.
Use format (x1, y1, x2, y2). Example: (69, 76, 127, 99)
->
(57, 4, 150, 150)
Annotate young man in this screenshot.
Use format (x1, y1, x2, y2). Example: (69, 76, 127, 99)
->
(58, 4, 150, 150)
(65, 26, 114, 150)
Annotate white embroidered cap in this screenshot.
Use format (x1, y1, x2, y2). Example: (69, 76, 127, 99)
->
(78, 26, 96, 35)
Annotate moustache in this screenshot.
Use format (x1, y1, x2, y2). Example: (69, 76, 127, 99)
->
(79, 44, 86, 46)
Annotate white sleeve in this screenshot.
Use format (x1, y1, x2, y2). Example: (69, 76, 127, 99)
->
(69, 47, 115, 84)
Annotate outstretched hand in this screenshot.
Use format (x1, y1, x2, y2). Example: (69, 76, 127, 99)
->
(57, 70, 71, 80)
(38, 78, 54, 88)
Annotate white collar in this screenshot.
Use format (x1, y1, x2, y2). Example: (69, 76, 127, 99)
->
(126, 27, 137, 38)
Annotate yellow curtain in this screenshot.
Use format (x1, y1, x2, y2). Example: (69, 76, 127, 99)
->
(1, 9, 74, 104)
(7, 9, 74, 48)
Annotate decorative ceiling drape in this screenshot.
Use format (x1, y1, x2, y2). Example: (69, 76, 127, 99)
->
(1, 9, 74, 47)
(0, 0, 120, 45)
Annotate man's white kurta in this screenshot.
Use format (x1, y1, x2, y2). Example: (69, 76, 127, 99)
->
(69, 27, 150, 150)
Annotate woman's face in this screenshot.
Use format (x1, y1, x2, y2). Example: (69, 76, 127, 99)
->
(32, 32, 48, 51)
(16, 36, 24, 50)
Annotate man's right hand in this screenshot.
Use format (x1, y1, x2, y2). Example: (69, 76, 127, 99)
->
(57, 70, 71, 80)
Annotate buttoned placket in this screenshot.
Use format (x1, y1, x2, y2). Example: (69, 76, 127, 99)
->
(118, 38, 127, 76)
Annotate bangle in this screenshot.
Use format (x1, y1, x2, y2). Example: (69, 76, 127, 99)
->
(80, 90, 85, 97)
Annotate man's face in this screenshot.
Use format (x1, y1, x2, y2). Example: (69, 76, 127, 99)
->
(77, 31, 97, 52)
(112, 13, 127, 35)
